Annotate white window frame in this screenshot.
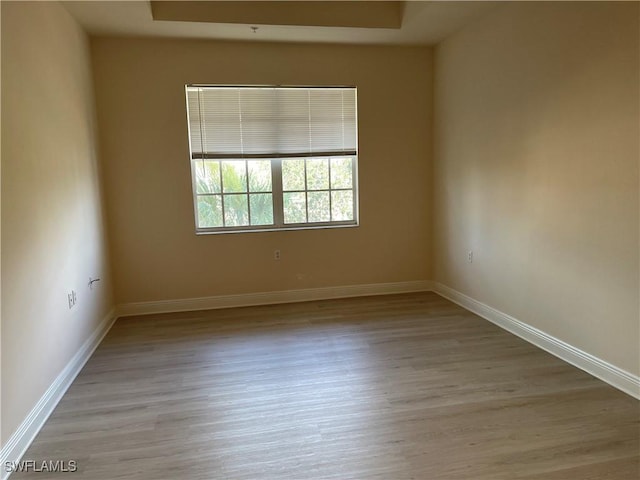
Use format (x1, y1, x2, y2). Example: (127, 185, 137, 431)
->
(185, 85, 359, 234)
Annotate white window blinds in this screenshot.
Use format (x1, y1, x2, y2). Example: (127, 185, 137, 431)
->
(186, 86, 357, 159)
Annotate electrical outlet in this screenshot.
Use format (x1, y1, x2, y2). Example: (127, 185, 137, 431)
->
(68, 290, 77, 309)
(274, 249, 281, 261)
(468, 250, 473, 263)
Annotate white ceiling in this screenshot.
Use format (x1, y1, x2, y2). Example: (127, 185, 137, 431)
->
(63, 1, 501, 46)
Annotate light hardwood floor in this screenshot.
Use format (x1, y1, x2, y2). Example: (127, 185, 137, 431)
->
(12, 293, 639, 479)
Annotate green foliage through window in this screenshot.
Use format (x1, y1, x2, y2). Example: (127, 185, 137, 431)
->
(194, 156, 355, 231)
(195, 159, 274, 228)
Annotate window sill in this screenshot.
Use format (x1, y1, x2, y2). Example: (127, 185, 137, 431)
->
(195, 222, 359, 235)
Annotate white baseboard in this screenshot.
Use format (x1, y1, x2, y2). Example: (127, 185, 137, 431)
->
(0, 309, 117, 480)
(433, 282, 640, 400)
(116, 280, 434, 317)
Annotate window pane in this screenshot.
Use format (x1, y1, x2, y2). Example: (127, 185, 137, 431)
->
(330, 157, 353, 189)
(248, 160, 272, 192)
(195, 160, 221, 194)
(197, 195, 223, 228)
(306, 158, 329, 190)
(331, 190, 353, 221)
(307, 191, 330, 223)
(283, 192, 307, 224)
(250, 193, 273, 225)
(222, 160, 247, 193)
(223, 194, 249, 226)
(282, 159, 305, 191)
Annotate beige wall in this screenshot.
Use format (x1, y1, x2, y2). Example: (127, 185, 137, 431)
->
(433, 2, 639, 375)
(91, 38, 432, 305)
(1, 2, 113, 444)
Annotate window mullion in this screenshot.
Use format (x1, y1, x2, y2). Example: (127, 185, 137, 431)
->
(328, 157, 333, 221)
(244, 160, 251, 225)
(272, 158, 284, 227)
(219, 160, 226, 227)
(303, 158, 309, 223)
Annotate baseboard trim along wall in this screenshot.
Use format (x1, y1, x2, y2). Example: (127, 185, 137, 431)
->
(0, 309, 117, 480)
(433, 282, 640, 400)
(116, 280, 434, 317)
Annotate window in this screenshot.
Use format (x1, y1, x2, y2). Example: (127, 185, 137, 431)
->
(185, 86, 358, 233)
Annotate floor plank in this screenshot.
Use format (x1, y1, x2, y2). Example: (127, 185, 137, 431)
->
(10, 292, 639, 479)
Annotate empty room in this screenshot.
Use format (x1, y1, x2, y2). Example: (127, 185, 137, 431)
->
(1, 1, 638, 478)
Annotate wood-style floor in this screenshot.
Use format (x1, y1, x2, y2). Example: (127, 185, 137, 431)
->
(13, 293, 639, 479)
